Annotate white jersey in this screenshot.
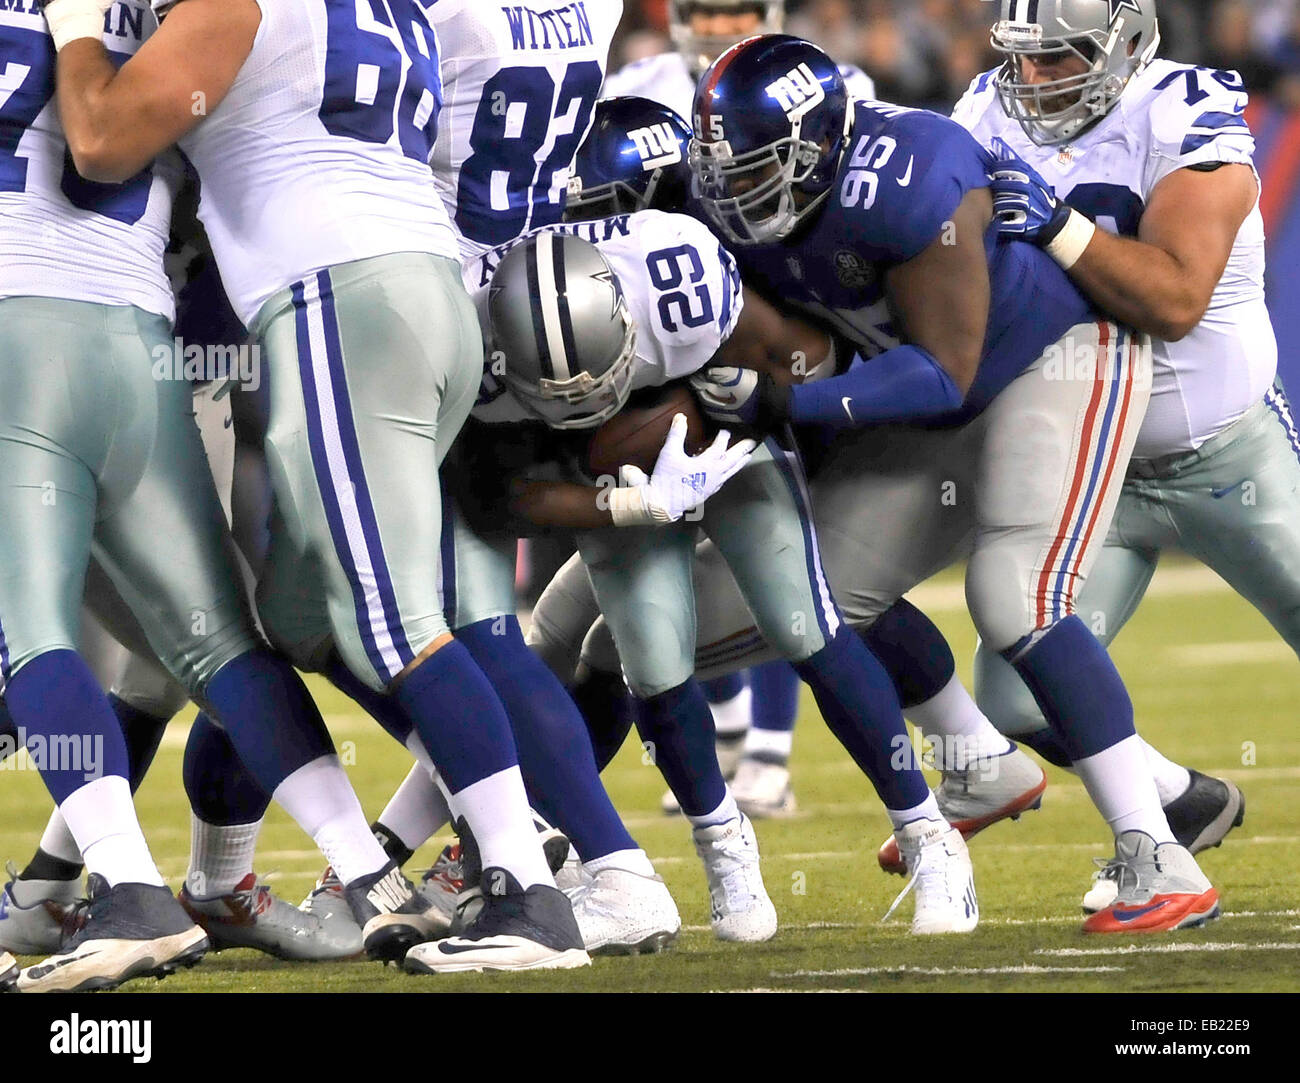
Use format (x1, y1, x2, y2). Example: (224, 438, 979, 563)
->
(603, 49, 876, 126)
(430, 0, 622, 260)
(178, 0, 458, 328)
(954, 58, 1277, 459)
(465, 209, 743, 424)
(0, 1, 179, 319)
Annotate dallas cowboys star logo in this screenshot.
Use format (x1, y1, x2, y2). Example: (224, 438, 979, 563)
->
(1106, 0, 1142, 21)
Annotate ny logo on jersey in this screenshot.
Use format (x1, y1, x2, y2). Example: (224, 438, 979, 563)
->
(766, 63, 825, 121)
(628, 123, 683, 169)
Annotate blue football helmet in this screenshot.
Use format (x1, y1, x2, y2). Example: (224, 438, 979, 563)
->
(565, 97, 694, 220)
(690, 34, 849, 246)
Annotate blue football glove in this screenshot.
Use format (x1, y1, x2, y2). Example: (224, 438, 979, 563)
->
(689, 366, 791, 431)
(988, 137, 1073, 247)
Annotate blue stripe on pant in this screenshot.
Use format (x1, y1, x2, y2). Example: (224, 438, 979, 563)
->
(292, 272, 416, 683)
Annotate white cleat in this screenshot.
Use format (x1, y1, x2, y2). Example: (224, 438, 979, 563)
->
(404, 868, 590, 974)
(731, 756, 797, 820)
(180, 873, 362, 960)
(692, 815, 777, 942)
(885, 818, 979, 935)
(569, 867, 681, 955)
(1082, 861, 1122, 914)
(1, 950, 18, 992)
(877, 744, 1046, 875)
(0, 865, 81, 955)
(17, 876, 209, 993)
(554, 845, 590, 896)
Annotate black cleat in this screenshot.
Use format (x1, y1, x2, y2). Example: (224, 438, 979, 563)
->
(404, 868, 590, 973)
(1, 950, 18, 992)
(17, 875, 208, 993)
(1164, 770, 1245, 854)
(343, 860, 438, 963)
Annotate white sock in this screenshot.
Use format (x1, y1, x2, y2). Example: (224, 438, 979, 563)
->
(376, 762, 452, 853)
(271, 754, 388, 885)
(1142, 739, 1192, 807)
(186, 816, 261, 898)
(905, 675, 1012, 768)
(583, 848, 656, 877)
(38, 809, 83, 866)
(709, 686, 752, 739)
(448, 766, 553, 890)
(60, 776, 164, 887)
(1074, 735, 1174, 841)
(887, 791, 943, 832)
(687, 790, 741, 830)
(743, 725, 793, 761)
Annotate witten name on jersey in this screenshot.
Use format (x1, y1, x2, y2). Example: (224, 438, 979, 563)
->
(603, 49, 877, 127)
(953, 58, 1276, 459)
(0, 1, 180, 319)
(430, 0, 622, 259)
(467, 209, 743, 424)
(176, 0, 459, 328)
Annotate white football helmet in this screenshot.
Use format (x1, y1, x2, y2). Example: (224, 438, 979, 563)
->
(670, 1, 785, 77)
(992, 0, 1161, 145)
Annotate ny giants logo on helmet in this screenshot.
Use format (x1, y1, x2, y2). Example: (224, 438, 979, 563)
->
(765, 62, 825, 121)
(628, 123, 684, 169)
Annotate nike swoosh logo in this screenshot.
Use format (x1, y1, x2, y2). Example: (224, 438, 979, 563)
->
(842, 397, 855, 422)
(897, 156, 914, 187)
(1211, 481, 1245, 499)
(1112, 900, 1170, 922)
(436, 941, 516, 955)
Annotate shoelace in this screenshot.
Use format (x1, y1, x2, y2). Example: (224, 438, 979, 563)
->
(881, 843, 957, 923)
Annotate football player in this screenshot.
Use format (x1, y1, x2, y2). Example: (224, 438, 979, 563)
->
(679, 33, 1224, 933)
(603, 0, 871, 821)
(479, 201, 983, 937)
(2, 0, 426, 990)
(954, 0, 1273, 915)
(45, 0, 590, 974)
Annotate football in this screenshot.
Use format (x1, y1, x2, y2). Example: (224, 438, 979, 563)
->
(584, 383, 714, 479)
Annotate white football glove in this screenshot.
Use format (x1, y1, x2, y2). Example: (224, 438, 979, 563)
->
(41, 0, 115, 51)
(608, 413, 757, 526)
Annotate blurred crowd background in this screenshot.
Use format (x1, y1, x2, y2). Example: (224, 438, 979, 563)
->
(612, 1, 1300, 111)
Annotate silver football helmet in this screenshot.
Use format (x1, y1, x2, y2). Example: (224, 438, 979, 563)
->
(992, 0, 1161, 145)
(488, 232, 637, 430)
(670, 0, 784, 77)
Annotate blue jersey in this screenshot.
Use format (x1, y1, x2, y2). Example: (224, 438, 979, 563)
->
(732, 101, 1094, 422)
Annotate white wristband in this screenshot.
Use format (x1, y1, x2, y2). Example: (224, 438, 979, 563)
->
(608, 485, 673, 527)
(1044, 208, 1097, 271)
(44, 0, 109, 52)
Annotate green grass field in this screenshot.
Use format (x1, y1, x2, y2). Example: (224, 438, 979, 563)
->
(3, 556, 1297, 993)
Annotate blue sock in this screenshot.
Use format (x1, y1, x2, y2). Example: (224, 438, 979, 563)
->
(109, 695, 170, 793)
(701, 672, 746, 704)
(857, 599, 956, 710)
(325, 650, 412, 745)
(3, 651, 130, 805)
(183, 711, 271, 825)
(750, 661, 799, 734)
(793, 628, 929, 810)
(459, 618, 636, 861)
(569, 667, 639, 771)
(203, 650, 335, 795)
(391, 639, 520, 795)
(1017, 726, 1074, 770)
(637, 679, 726, 817)
(1005, 616, 1135, 761)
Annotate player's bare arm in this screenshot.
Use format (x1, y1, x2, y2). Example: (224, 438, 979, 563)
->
(48, 0, 260, 183)
(710, 288, 834, 385)
(1066, 164, 1258, 342)
(882, 186, 993, 397)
